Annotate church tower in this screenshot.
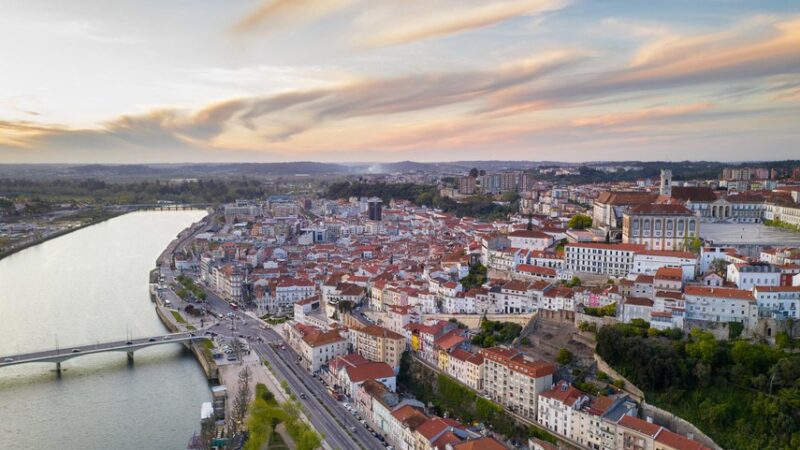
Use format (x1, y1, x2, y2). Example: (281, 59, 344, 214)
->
(660, 169, 672, 197)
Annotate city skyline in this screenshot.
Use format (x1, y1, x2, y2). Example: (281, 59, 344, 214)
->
(1, 0, 799, 163)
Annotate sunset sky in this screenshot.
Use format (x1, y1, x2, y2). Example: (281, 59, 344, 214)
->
(1, 0, 799, 163)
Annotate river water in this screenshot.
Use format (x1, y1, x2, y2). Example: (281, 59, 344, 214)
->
(0, 210, 210, 450)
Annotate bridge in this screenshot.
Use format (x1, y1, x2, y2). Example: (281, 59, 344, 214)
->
(0, 332, 210, 375)
(109, 203, 214, 211)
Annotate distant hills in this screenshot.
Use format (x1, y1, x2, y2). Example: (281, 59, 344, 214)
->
(0, 160, 797, 180)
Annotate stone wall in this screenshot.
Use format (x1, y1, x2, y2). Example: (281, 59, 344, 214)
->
(420, 313, 535, 329)
(592, 354, 644, 402)
(574, 312, 620, 329)
(641, 402, 722, 450)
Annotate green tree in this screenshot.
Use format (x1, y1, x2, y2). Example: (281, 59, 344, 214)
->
(568, 214, 593, 230)
(556, 348, 574, 364)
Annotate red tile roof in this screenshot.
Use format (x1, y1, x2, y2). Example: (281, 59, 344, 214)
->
(345, 362, 395, 383)
(684, 286, 755, 301)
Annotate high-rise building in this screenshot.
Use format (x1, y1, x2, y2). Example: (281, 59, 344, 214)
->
(458, 176, 476, 195)
(368, 198, 383, 221)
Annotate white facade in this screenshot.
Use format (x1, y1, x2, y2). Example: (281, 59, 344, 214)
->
(631, 252, 697, 281)
(565, 243, 644, 277)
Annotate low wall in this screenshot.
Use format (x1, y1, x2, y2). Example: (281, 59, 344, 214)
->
(641, 402, 722, 450)
(155, 305, 218, 380)
(420, 313, 534, 329)
(574, 312, 619, 329)
(592, 354, 644, 402)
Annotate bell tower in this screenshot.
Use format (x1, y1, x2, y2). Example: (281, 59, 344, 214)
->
(660, 169, 672, 196)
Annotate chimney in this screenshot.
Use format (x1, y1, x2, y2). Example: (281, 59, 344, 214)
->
(646, 416, 653, 424)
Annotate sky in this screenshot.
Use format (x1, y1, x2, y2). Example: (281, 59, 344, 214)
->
(0, 0, 799, 164)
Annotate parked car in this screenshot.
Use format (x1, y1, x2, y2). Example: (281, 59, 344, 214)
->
(3, 357, 13, 362)
(71, 349, 80, 353)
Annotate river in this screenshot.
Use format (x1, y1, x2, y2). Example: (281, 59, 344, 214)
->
(0, 210, 210, 450)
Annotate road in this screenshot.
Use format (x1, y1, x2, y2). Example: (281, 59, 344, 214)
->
(201, 289, 385, 450)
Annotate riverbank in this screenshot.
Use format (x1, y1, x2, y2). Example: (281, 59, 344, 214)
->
(0, 209, 126, 261)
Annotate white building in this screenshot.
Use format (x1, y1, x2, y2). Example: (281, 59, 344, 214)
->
(631, 250, 697, 281)
(684, 286, 758, 328)
(508, 230, 554, 251)
(752, 285, 800, 320)
(727, 263, 781, 290)
(565, 243, 645, 277)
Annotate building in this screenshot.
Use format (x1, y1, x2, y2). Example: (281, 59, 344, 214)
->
(593, 191, 659, 241)
(480, 347, 555, 420)
(616, 415, 710, 450)
(565, 243, 646, 277)
(753, 285, 800, 319)
(284, 323, 347, 372)
(631, 250, 697, 281)
(368, 198, 383, 221)
(459, 176, 476, 195)
(275, 278, 317, 311)
(659, 169, 672, 197)
(349, 324, 406, 370)
(727, 263, 781, 290)
(683, 286, 758, 328)
(622, 204, 697, 251)
(508, 230, 554, 251)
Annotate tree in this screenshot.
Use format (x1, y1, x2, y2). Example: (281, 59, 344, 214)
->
(568, 214, 593, 230)
(710, 258, 729, 276)
(469, 168, 479, 178)
(232, 366, 252, 432)
(684, 235, 703, 254)
(556, 348, 574, 365)
(479, 169, 486, 176)
(564, 275, 582, 287)
(500, 191, 520, 203)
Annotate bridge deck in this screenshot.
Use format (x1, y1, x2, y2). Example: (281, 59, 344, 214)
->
(0, 332, 210, 368)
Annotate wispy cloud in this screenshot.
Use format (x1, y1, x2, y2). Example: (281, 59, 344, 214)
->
(230, 0, 352, 34)
(354, 0, 568, 48)
(230, 0, 568, 48)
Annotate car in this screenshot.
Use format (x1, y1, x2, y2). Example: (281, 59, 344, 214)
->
(190, 333, 196, 337)
(348, 426, 356, 432)
(163, 336, 171, 340)
(299, 393, 307, 399)
(217, 313, 223, 319)
(71, 349, 81, 353)
(148, 338, 156, 342)
(3, 357, 13, 362)
(126, 341, 133, 345)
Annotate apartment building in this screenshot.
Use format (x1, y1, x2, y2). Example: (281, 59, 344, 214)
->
(480, 347, 555, 420)
(726, 263, 781, 290)
(284, 322, 347, 372)
(752, 285, 800, 319)
(565, 243, 645, 277)
(508, 230, 553, 251)
(275, 278, 316, 310)
(683, 286, 758, 328)
(350, 324, 405, 369)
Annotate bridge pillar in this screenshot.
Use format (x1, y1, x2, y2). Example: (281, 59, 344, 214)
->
(127, 351, 134, 365)
(55, 362, 62, 376)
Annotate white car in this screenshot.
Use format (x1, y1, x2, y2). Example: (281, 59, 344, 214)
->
(3, 357, 13, 362)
